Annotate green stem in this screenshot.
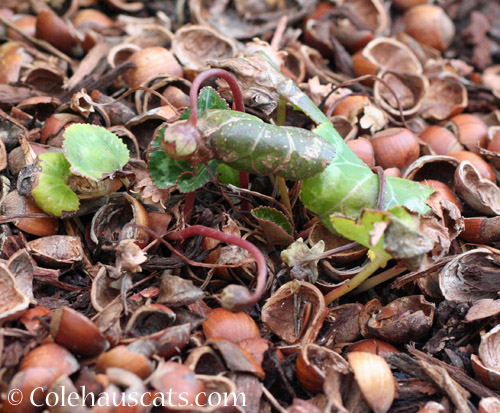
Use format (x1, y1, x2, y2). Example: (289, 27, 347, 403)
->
(119, 177, 131, 189)
(324, 254, 389, 305)
(276, 95, 292, 214)
(349, 263, 406, 295)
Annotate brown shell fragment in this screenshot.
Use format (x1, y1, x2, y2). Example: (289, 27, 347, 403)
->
(374, 71, 428, 117)
(466, 299, 500, 322)
(454, 161, 500, 215)
(2, 190, 58, 237)
(362, 296, 435, 344)
(323, 303, 364, 345)
(202, 307, 260, 343)
(172, 25, 238, 72)
(90, 193, 150, 249)
(472, 324, 500, 391)
(184, 345, 227, 375)
(134, 76, 191, 114)
(483, 65, 500, 99)
(404, 155, 460, 187)
(157, 272, 205, 307)
(296, 343, 350, 393)
(123, 304, 176, 339)
(26, 235, 84, 268)
(206, 338, 265, 379)
(479, 397, 500, 412)
(360, 37, 422, 75)
(261, 280, 327, 344)
(347, 351, 397, 413)
(190, 0, 314, 40)
(96, 343, 154, 379)
(0, 263, 29, 322)
(420, 76, 467, 121)
(91, 266, 119, 312)
(439, 249, 500, 303)
(419, 126, 464, 155)
(0, 42, 23, 85)
(195, 374, 239, 411)
(123, 47, 183, 89)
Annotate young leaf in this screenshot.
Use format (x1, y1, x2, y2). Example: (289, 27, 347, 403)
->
(179, 86, 229, 121)
(148, 149, 193, 189)
(330, 209, 392, 262)
(382, 206, 435, 269)
(251, 206, 294, 246)
(63, 124, 130, 181)
(330, 207, 434, 268)
(31, 152, 80, 217)
(177, 160, 220, 193)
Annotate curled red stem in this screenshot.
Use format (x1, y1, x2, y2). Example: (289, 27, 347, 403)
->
(166, 225, 267, 308)
(188, 68, 245, 125)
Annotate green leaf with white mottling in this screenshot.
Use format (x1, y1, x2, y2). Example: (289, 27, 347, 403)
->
(177, 160, 220, 193)
(63, 124, 129, 181)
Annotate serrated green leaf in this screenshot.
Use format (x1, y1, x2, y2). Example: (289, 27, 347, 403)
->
(179, 87, 229, 121)
(32, 152, 80, 217)
(251, 206, 294, 246)
(148, 146, 219, 192)
(251, 207, 293, 234)
(177, 160, 219, 193)
(63, 124, 130, 181)
(330, 209, 392, 261)
(148, 149, 191, 188)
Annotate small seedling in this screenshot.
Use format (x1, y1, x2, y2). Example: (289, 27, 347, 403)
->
(21, 124, 129, 217)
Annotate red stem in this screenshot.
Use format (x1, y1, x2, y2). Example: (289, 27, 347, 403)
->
(188, 68, 245, 125)
(188, 69, 250, 205)
(184, 191, 195, 223)
(166, 225, 267, 308)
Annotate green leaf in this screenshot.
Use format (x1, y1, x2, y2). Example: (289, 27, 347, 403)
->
(148, 149, 190, 189)
(217, 163, 240, 186)
(177, 160, 219, 193)
(330, 209, 392, 261)
(148, 145, 220, 192)
(383, 206, 434, 270)
(179, 87, 228, 121)
(251, 206, 294, 246)
(331, 207, 435, 270)
(251, 206, 293, 234)
(63, 124, 130, 181)
(31, 152, 80, 217)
